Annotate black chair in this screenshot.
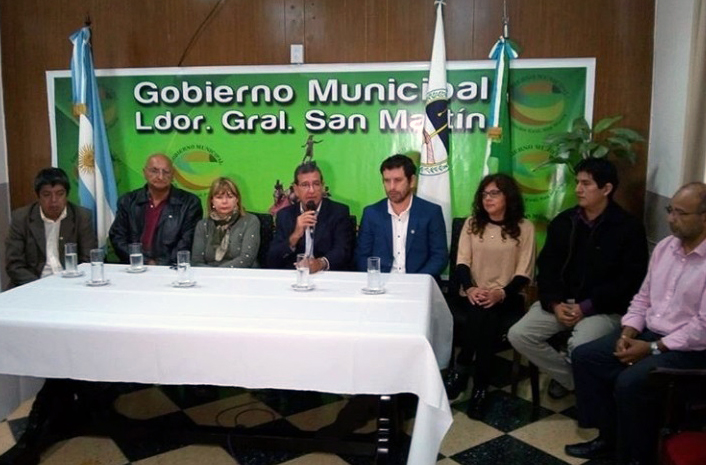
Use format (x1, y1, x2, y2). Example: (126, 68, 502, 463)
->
(251, 212, 274, 268)
(444, 217, 526, 396)
(650, 367, 706, 465)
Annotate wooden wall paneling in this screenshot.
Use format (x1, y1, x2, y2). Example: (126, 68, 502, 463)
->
(384, 0, 436, 62)
(285, 0, 305, 51)
(305, 0, 370, 63)
(445, 0, 478, 60)
(179, 0, 290, 66)
(364, 0, 389, 62)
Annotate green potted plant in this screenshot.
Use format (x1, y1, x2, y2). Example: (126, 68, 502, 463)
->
(536, 116, 645, 172)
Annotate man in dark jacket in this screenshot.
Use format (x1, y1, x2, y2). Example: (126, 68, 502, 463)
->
(109, 154, 202, 266)
(5, 167, 96, 287)
(267, 161, 353, 272)
(508, 158, 649, 399)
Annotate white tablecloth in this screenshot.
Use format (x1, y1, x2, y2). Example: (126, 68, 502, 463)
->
(0, 264, 453, 465)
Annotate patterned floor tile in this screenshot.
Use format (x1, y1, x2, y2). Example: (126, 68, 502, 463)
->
(436, 459, 462, 465)
(0, 421, 14, 455)
(285, 399, 348, 432)
(439, 410, 504, 457)
(252, 390, 343, 417)
(455, 389, 554, 433)
(504, 374, 577, 413)
(277, 452, 350, 465)
(6, 397, 35, 420)
(133, 444, 238, 465)
(225, 444, 305, 465)
(41, 436, 129, 465)
(161, 385, 247, 410)
(114, 386, 181, 420)
(450, 434, 571, 465)
(509, 413, 597, 465)
(109, 411, 195, 462)
(7, 417, 27, 442)
(184, 392, 281, 428)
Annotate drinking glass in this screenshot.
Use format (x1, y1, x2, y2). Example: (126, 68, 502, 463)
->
(129, 243, 144, 270)
(296, 253, 310, 288)
(367, 256, 382, 291)
(64, 242, 78, 275)
(176, 250, 192, 283)
(90, 248, 105, 283)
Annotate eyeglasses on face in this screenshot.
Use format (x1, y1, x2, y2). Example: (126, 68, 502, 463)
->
(481, 189, 502, 199)
(147, 168, 172, 177)
(298, 181, 323, 190)
(665, 205, 706, 217)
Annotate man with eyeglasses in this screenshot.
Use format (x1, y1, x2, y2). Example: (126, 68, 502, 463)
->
(5, 167, 97, 288)
(508, 158, 649, 401)
(354, 154, 448, 278)
(267, 161, 354, 272)
(564, 182, 706, 465)
(109, 153, 202, 266)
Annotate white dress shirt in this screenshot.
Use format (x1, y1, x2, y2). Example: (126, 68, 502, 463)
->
(40, 206, 67, 278)
(388, 196, 413, 273)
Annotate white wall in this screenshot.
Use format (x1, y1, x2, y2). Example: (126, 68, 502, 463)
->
(647, 0, 696, 197)
(645, 0, 698, 243)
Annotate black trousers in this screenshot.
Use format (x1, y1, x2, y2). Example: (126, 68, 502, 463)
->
(572, 328, 706, 465)
(455, 293, 522, 387)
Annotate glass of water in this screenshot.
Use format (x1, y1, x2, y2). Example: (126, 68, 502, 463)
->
(90, 248, 105, 283)
(176, 250, 192, 284)
(64, 242, 78, 275)
(129, 243, 144, 270)
(367, 256, 382, 291)
(295, 253, 310, 288)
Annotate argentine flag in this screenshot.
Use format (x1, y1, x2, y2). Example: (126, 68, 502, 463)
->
(70, 27, 118, 247)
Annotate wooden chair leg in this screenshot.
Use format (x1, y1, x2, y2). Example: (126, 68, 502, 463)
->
(529, 362, 540, 407)
(510, 349, 522, 396)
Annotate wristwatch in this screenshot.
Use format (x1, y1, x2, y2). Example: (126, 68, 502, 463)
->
(650, 341, 662, 355)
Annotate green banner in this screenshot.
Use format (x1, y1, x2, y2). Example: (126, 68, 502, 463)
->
(49, 60, 593, 245)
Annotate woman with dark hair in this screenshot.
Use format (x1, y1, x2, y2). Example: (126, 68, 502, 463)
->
(192, 177, 260, 267)
(444, 173, 535, 418)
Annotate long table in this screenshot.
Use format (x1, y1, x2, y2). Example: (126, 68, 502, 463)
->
(0, 264, 453, 465)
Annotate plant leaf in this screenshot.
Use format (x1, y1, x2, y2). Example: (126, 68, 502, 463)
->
(591, 145, 609, 158)
(592, 115, 623, 134)
(609, 127, 645, 142)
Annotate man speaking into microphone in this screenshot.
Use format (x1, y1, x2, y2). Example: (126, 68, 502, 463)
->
(268, 161, 354, 272)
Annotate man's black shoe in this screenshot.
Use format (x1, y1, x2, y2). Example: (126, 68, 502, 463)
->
(443, 369, 469, 401)
(466, 386, 487, 420)
(548, 379, 573, 399)
(565, 436, 615, 459)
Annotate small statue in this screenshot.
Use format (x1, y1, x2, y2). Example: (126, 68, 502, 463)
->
(301, 135, 322, 163)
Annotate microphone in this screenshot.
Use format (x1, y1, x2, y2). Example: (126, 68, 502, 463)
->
(304, 201, 316, 258)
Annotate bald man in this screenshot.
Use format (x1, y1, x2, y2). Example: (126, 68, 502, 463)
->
(565, 182, 706, 465)
(109, 154, 202, 266)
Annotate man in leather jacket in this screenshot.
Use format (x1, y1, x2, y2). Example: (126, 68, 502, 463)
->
(109, 154, 202, 266)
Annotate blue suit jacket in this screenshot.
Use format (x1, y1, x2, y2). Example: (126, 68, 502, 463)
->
(267, 198, 354, 270)
(354, 196, 448, 277)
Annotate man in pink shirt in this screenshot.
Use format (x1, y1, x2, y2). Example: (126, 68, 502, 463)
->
(565, 182, 706, 465)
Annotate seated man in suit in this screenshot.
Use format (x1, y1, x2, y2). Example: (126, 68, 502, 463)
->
(109, 153, 202, 266)
(354, 154, 448, 278)
(5, 167, 96, 288)
(267, 161, 353, 272)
